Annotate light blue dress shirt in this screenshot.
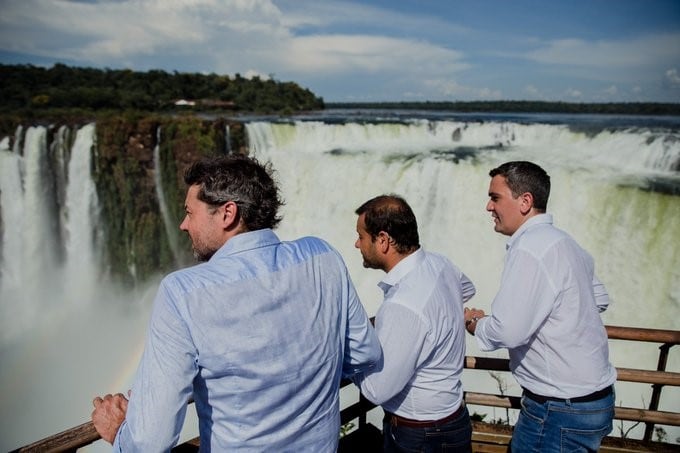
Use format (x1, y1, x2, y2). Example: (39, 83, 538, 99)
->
(475, 214, 617, 398)
(113, 229, 381, 452)
(353, 248, 475, 420)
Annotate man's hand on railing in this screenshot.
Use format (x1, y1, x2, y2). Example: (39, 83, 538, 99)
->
(464, 307, 486, 335)
(92, 392, 129, 444)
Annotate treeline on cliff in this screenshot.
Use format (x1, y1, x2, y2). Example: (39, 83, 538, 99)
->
(0, 63, 324, 114)
(328, 101, 680, 115)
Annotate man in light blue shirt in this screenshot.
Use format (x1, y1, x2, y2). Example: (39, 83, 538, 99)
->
(352, 194, 475, 452)
(91, 155, 381, 451)
(465, 161, 616, 453)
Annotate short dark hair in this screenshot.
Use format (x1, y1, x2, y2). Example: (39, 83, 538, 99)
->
(355, 195, 419, 254)
(184, 155, 283, 231)
(489, 161, 550, 211)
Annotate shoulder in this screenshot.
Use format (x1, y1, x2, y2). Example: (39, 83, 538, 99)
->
(286, 236, 343, 259)
(420, 249, 464, 276)
(515, 221, 570, 254)
(159, 262, 214, 295)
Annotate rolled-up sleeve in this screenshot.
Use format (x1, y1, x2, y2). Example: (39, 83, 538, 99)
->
(460, 271, 476, 303)
(592, 275, 610, 312)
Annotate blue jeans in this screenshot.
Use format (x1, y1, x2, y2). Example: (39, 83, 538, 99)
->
(383, 406, 473, 452)
(511, 389, 615, 453)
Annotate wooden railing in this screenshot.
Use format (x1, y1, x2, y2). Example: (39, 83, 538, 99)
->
(10, 325, 680, 452)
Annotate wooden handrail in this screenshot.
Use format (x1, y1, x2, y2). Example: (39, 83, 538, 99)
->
(605, 325, 680, 344)
(9, 324, 679, 452)
(9, 421, 99, 453)
(463, 391, 680, 426)
(463, 358, 680, 387)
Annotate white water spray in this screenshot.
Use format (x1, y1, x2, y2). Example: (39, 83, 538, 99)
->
(247, 119, 680, 440)
(153, 127, 182, 265)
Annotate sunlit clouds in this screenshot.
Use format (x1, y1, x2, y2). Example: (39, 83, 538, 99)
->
(0, 0, 678, 102)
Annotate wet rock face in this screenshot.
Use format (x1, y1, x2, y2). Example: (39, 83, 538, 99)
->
(93, 115, 241, 284)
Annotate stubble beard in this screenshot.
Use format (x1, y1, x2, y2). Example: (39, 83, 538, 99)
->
(191, 237, 218, 262)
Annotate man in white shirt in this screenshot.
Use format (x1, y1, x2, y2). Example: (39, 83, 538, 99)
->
(352, 194, 476, 452)
(465, 161, 616, 453)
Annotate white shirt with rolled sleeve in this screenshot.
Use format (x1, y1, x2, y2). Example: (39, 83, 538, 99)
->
(474, 214, 617, 398)
(353, 247, 475, 420)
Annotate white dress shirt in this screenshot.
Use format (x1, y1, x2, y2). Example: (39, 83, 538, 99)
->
(354, 248, 475, 420)
(475, 214, 617, 398)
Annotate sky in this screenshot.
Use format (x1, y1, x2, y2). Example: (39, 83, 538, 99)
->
(1, 0, 679, 103)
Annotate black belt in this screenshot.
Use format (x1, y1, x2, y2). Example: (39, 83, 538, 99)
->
(523, 385, 613, 404)
(387, 403, 466, 428)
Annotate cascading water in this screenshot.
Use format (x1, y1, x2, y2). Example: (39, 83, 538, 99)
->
(0, 114, 678, 450)
(246, 116, 680, 440)
(0, 124, 156, 452)
(154, 127, 182, 266)
(63, 123, 101, 305)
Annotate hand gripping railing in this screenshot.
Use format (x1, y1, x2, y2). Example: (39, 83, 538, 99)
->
(10, 324, 680, 452)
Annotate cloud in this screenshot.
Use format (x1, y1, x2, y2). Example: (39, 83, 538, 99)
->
(604, 85, 618, 96)
(524, 85, 541, 98)
(423, 79, 500, 100)
(1, 0, 678, 102)
(565, 88, 582, 99)
(524, 33, 680, 77)
(283, 34, 467, 75)
(666, 68, 680, 85)
(0, 0, 286, 68)
(0, 0, 468, 81)
(525, 33, 680, 69)
(243, 69, 271, 80)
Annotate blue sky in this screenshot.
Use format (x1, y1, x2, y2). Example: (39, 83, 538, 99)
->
(1, 0, 679, 103)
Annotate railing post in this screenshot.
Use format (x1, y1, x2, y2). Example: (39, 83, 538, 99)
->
(643, 342, 671, 442)
(358, 394, 369, 430)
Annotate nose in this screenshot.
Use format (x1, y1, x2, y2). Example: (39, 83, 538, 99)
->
(486, 200, 494, 212)
(354, 238, 360, 249)
(179, 216, 188, 231)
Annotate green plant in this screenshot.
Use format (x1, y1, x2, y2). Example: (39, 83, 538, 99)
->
(339, 421, 356, 438)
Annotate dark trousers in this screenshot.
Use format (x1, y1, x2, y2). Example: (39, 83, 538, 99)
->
(382, 405, 473, 453)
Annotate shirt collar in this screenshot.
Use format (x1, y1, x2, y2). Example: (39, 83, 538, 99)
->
(506, 213, 553, 250)
(211, 228, 281, 260)
(378, 247, 425, 294)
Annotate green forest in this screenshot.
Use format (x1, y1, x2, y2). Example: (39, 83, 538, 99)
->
(1, 63, 679, 119)
(0, 63, 324, 114)
(327, 100, 680, 115)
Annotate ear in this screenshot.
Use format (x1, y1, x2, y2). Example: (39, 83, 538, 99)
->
(376, 231, 391, 253)
(220, 201, 240, 230)
(519, 192, 534, 215)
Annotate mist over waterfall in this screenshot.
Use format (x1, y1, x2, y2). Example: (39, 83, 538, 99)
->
(246, 114, 680, 440)
(0, 112, 678, 450)
(0, 124, 156, 451)
(246, 118, 680, 329)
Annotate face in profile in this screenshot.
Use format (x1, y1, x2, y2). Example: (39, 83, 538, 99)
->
(486, 175, 525, 236)
(355, 213, 382, 270)
(179, 184, 223, 261)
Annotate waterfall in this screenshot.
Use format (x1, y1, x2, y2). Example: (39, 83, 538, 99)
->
(0, 115, 678, 449)
(153, 127, 182, 265)
(247, 118, 680, 439)
(0, 124, 103, 340)
(63, 123, 101, 305)
(0, 124, 155, 452)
